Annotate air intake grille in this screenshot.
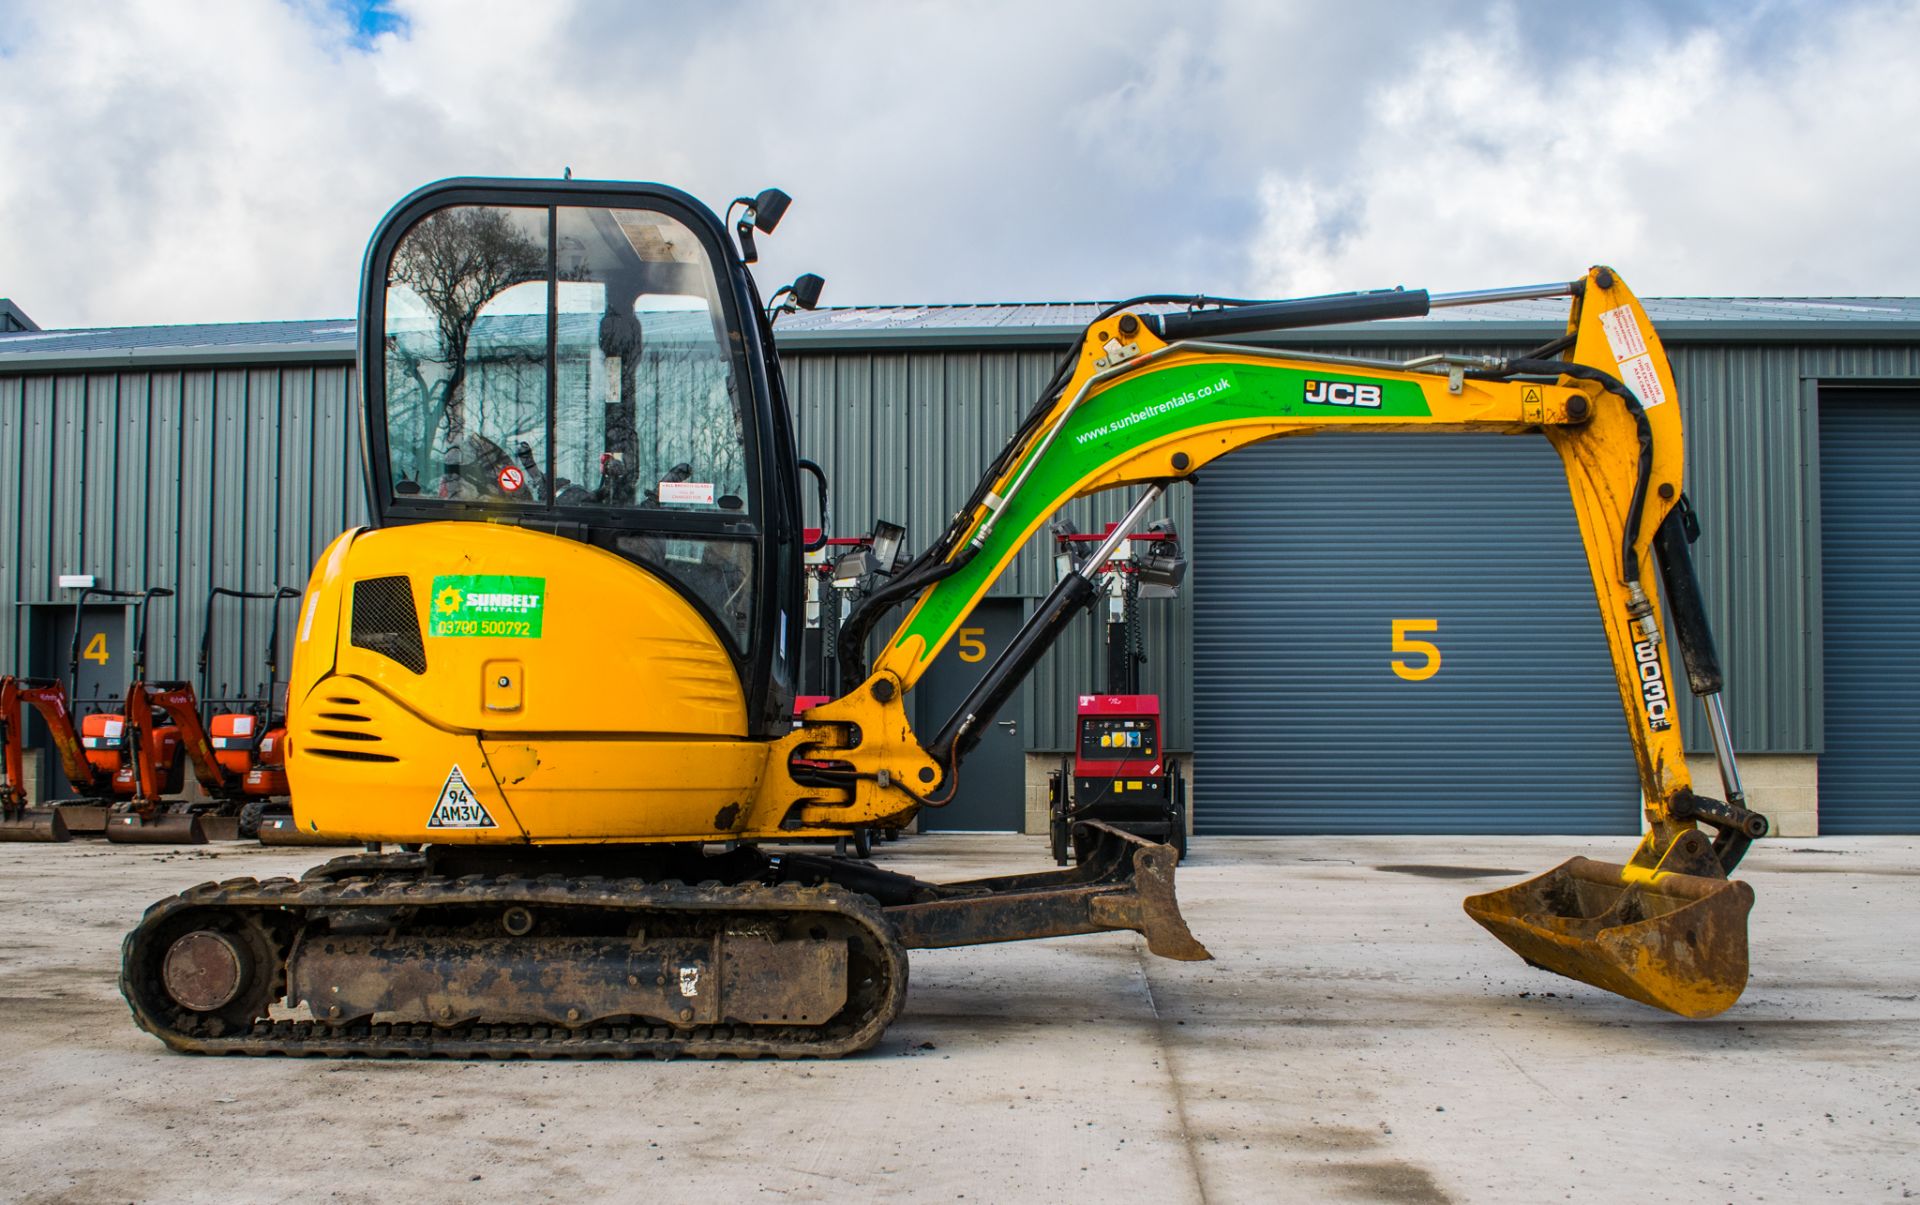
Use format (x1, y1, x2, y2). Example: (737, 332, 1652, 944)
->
(350, 576, 427, 674)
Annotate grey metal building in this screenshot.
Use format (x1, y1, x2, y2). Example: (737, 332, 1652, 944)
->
(2, 297, 1916, 836)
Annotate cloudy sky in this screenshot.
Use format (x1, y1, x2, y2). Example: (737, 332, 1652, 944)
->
(1, 0, 1915, 329)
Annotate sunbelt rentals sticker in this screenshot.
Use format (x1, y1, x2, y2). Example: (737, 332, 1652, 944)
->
(429, 574, 546, 638)
(427, 765, 496, 829)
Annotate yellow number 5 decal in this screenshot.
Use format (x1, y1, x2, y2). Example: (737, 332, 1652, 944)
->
(83, 632, 111, 666)
(1390, 619, 1440, 681)
(956, 627, 988, 663)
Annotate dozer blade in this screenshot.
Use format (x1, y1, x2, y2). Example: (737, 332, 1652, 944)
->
(105, 813, 208, 844)
(884, 821, 1211, 961)
(0, 808, 71, 842)
(1464, 856, 1754, 1018)
(56, 804, 107, 836)
(256, 814, 361, 846)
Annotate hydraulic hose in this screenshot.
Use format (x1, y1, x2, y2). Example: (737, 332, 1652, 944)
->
(1147, 287, 1430, 340)
(1490, 358, 1654, 583)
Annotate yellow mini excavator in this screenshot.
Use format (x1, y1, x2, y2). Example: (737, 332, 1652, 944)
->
(121, 177, 1767, 1056)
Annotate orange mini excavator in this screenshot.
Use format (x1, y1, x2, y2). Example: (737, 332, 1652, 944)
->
(105, 586, 303, 843)
(1, 586, 181, 841)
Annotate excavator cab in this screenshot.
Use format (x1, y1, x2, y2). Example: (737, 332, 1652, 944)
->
(360, 179, 810, 737)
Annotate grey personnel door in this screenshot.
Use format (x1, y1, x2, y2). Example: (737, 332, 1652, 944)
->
(1191, 433, 1640, 835)
(27, 603, 128, 798)
(913, 600, 1026, 831)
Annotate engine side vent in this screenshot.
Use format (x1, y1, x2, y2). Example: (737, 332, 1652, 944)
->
(350, 576, 427, 674)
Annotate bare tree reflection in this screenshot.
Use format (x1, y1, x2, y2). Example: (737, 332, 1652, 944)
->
(386, 208, 546, 481)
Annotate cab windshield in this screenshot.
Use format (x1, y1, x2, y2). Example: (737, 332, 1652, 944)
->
(382, 203, 750, 516)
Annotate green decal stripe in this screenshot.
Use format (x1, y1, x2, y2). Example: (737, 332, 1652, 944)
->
(891, 361, 1428, 659)
(429, 574, 547, 639)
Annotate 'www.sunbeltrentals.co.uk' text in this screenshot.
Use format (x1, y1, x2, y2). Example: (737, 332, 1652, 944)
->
(1071, 376, 1234, 446)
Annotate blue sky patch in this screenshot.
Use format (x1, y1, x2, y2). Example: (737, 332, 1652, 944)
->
(328, 0, 409, 49)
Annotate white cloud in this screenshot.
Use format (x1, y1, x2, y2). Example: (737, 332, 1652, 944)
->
(0, 0, 1914, 328)
(1250, 3, 1920, 297)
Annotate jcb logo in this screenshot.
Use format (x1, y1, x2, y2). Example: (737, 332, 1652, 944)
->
(1304, 379, 1382, 408)
(1633, 638, 1672, 731)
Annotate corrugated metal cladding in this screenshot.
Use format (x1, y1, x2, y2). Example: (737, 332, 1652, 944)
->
(1190, 433, 1639, 835)
(0, 365, 366, 698)
(1816, 389, 1920, 833)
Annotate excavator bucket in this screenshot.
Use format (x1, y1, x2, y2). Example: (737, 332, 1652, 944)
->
(0, 808, 71, 842)
(104, 813, 208, 844)
(56, 804, 108, 836)
(197, 816, 242, 842)
(1464, 856, 1754, 1018)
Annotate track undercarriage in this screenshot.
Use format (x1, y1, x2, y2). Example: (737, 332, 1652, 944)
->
(120, 823, 1207, 1058)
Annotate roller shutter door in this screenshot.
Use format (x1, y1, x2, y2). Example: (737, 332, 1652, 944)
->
(1818, 390, 1920, 833)
(1192, 434, 1638, 835)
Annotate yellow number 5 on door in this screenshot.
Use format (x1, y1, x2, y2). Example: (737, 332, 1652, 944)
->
(1390, 619, 1440, 681)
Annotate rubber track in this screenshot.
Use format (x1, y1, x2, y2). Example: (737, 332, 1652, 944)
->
(120, 867, 909, 1059)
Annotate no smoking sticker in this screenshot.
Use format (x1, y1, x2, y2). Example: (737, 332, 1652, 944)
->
(497, 465, 525, 493)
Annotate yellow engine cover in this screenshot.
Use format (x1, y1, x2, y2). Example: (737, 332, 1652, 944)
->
(285, 522, 794, 844)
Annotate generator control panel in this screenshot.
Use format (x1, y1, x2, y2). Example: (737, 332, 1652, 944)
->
(1079, 716, 1158, 761)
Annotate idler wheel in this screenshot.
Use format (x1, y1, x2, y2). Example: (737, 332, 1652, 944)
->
(162, 931, 249, 1012)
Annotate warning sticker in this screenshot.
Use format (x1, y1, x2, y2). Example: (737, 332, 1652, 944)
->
(1521, 386, 1544, 423)
(497, 465, 525, 493)
(426, 765, 496, 829)
(658, 480, 715, 505)
(429, 574, 546, 638)
(1616, 352, 1669, 408)
(1596, 305, 1648, 363)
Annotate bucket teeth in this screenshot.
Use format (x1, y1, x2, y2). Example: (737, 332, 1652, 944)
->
(1464, 856, 1754, 1018)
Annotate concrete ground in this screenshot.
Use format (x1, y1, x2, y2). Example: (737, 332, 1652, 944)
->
(0, 833, 1914, 1204)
